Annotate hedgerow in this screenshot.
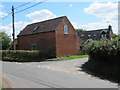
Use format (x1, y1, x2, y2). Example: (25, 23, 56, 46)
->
(1, 50, 55, 62)
(82, 38, 120, 66)
(81, 37, 120, 82)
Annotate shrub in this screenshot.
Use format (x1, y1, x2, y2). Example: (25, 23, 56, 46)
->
(1, 50, 56, 62)
(81, 38, 120, 82)
(81, 38, 120, 66)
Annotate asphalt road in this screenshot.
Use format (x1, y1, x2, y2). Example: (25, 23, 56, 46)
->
(2, 58, 118, 88)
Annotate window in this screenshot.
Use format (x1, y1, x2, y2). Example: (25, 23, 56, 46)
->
(64, 24, 68, 34)
(88, 35, 91, 37)
(100, 31, 107, 39)
(93, 34, 96, 37)
(88, 35, 91, 38)
(81, 34, 84, 37)
(101, 34, 106, 39)
(31, 44, 37, 50)
(33, 26, 39, 32)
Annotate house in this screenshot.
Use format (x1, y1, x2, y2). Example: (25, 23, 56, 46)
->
(17, 16, 81, 57)
(77, 25, 113, 43)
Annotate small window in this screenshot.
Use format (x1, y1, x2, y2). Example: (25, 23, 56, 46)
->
(33, 26, 39, 32)
(81, 34, 84, 37)
(101, 34, 106, 39)
(88, 35, 91, 39)
(88, 35, 91, 37)
(93, 34, 96, 37)
(31, 44, 37, 50)
(64, 24, 68, 34)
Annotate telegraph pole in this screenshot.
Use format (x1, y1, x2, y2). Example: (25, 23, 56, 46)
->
(12, 6, 15, 50)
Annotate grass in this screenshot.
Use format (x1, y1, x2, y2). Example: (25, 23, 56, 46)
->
(52, 55, 89, 60)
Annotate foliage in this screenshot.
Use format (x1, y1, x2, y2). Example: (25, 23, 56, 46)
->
(76, 29, 86, 31)
(81, 38, 120, 65)
(112, 34, 119, 39)
(1, 50, 56, 62)
(81, 38, 120, 82)
(0, 32, 11, 50)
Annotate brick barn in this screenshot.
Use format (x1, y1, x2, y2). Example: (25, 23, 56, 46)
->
(17, 16, 81, 57)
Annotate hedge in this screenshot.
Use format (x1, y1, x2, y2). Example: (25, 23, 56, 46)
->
(81, 38, 120, 66)
(81, 37, 120, 82)
(1, 50, 55, 62)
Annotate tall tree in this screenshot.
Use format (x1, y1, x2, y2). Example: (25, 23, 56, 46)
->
(0, 32, 11, 50)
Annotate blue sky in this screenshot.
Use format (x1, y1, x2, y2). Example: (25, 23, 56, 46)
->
(0, 1, 118, 38)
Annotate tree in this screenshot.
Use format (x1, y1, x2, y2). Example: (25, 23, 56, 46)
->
(76, 29, 86, 31)
(112, 34, 119, 39)
(0, 32, 11, 50)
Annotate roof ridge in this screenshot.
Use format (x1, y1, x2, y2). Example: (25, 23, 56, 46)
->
(28, 16, 66, 26)
(83, 28, 108, 32)
(18, 16, 67, 36)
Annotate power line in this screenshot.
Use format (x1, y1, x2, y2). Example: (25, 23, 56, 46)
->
(0, 0, 47, 22)
(0, 0, 35, 22)
(0, 12, 12, 22)
(14, 0, 37, 10)
(15, 0, 47, 14)
(14, 2, 32, 10)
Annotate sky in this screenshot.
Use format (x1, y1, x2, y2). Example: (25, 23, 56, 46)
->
(0, 1, 118, 38)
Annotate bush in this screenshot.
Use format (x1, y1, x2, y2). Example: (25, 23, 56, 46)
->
(81, 38, 120, 82)
(1, 50, 56, 62)
(81, 38, 120, 66)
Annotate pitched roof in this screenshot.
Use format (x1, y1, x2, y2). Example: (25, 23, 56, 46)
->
(77, 27, 112, 41)
(18, 16, 66, 36)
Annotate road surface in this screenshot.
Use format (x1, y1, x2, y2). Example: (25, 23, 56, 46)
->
(2, 58, 117, 88)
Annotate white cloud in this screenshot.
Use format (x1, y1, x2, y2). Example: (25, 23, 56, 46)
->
(0, 4, 7, 19)
(72, 22, 109, 30)
(25, 9, 56, 23)
(81, 2, 118, 34)
(0, 21, 30, 38)
(73, 21, 118, 34)
(0, 9, 56, 38)
(0, 5, 3, 8)
(0, 11, 8, 19)
(71, 22, 80, 29)
(69, 4, 73, 7)
(79, 22, 111, 30)
(84, 2, 118, 22)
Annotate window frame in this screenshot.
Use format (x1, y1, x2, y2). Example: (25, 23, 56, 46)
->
(101, 34, 106, 39)
(31, 43, 37, 50)
(64, 24, 69, 34)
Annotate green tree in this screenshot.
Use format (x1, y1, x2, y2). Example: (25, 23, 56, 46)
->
(76, 29, 86, 31)
(112, 34, 119, 39)
(0, 32, 11, 50)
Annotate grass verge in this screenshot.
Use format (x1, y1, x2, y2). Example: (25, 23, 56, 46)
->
(51, 55, 89, 60)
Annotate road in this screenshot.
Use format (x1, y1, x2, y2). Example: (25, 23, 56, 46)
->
(2, 58, 117, 88)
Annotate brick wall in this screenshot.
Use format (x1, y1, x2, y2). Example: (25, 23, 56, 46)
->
(18, 31, 56, 51)
(55, 17, 80, 57)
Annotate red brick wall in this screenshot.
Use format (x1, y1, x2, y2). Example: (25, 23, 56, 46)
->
(18, 31, 56, 51)
(55, 17, 80, 57)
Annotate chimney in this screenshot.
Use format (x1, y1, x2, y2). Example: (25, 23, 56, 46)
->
(108, 25, 112, 31)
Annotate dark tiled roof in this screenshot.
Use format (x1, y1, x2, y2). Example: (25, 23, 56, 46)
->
(77, 28, 111, 41)
(18, 16, 66, 36)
